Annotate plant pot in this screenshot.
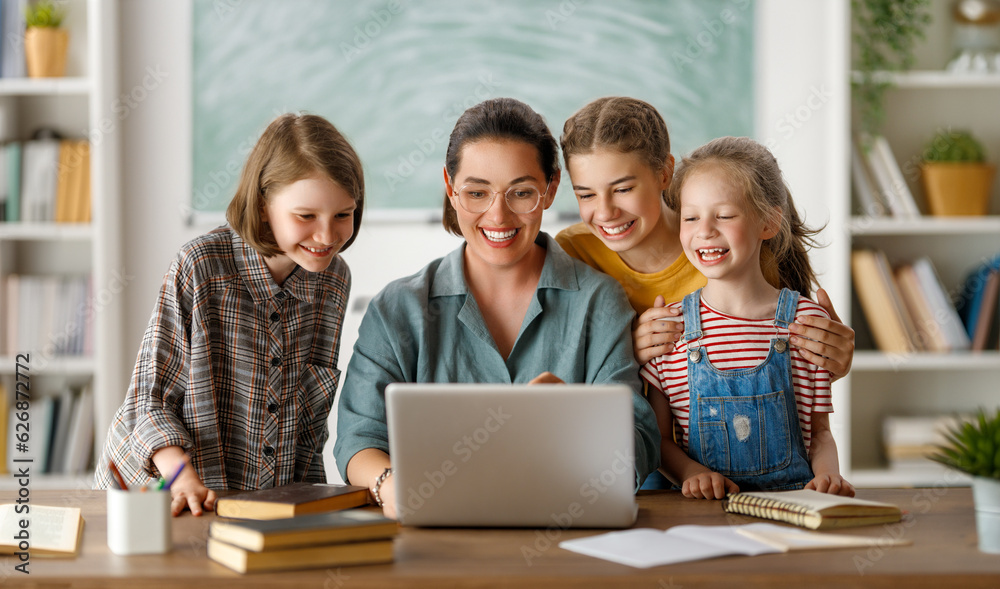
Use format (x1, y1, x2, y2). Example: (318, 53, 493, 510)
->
(920, 162, 996, 216)
(972, 476, 1000, 554)
(24, 27, 69, 78)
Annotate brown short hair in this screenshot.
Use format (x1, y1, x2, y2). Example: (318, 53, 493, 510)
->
(441, 98, 560, 236)
(226, 113, 365, 256)
(561, 96, 671, 173)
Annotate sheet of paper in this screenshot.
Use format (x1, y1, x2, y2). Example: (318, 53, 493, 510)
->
(558, 525, 779, 568)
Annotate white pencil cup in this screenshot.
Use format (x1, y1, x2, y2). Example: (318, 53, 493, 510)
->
(107, 488, 172, 555)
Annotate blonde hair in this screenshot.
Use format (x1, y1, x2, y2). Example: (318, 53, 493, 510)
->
(667, 136, 822, 296)
(226, 113, 365, 256)
(561, 96, 671, 174)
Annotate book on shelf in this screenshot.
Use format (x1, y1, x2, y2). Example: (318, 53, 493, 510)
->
(0, 383, 7, 475)
(894, 263, 948, 352)
(2, 274, 92, 356)
(971, 271, 999, 351)
(557, 522, 909, 568)
(215, 482, 371, 520)
(858, 134, 921, 219)
(207, 536, 393, 574)
(851, 249, 917, 353)
(20, 139, 60, 223)
(5, 142, 22, 222)
(956, 254, 1000, 347)
(1, 0, 27, 78)
(61, 385, 93, 475)
(47, 388, 77, 475)
(910, 257, 972, 352)
(722, 489, 902, 530)
(882, 414, 969, 468)
(210, 509, 398, 552)
(851, 136, 888, 217)
(0, 504, 84, 557)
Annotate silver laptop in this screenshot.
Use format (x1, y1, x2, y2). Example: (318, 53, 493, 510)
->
(385, 383, 638, 528)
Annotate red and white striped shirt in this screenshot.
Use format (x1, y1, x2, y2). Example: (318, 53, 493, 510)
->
(641, 295, 832, 451)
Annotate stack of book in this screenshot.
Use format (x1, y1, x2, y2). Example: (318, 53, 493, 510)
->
(851, 250, 971, 353)
(208, 482, 394, 573)
(208, 508, 398, 573)
(882, 414, 970, 471)
(0, 139, 91, 224)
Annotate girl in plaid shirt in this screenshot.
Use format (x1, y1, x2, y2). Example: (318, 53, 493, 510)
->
(96, 113, 364, 516)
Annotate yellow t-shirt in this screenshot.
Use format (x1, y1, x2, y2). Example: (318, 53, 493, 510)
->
(555, 222, 706, 315)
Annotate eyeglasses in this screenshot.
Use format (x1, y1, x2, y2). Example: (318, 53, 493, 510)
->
(453, 182, 549, 214)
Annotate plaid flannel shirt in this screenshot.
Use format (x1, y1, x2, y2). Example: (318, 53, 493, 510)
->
(95, 226, 349, 490)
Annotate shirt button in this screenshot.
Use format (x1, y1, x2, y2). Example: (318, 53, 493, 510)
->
(263, 445, 275, 457)
(271, 357, 281, 367)
(276, 292, 286, 300)
(267, 402, 278, 413)
(270, 312, 280, 322)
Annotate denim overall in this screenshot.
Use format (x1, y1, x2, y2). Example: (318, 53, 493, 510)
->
(683, 288, 813, 491)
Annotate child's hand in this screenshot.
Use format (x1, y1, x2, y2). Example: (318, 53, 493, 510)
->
(634, 296, 684, 366)
(168, 468, 217, 516)
(805, 473, 856, 497)
(681, 471, 739, 499)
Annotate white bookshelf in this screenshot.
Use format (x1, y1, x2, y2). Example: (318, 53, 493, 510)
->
(842, 0, 1000, 487)
(0, 0, 121, 489)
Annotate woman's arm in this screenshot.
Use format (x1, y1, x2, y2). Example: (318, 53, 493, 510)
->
(790, 288, 856, 381)
(345, 448, 397, 519)
(648, 391, 738, 499)
(804, 412, 855, 496)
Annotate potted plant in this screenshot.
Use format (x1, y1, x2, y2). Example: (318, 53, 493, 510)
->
(930, 407, 1000, 553)
(24, 0, 68, 78)
(920, 129, 996, 216)
(852, 0, 932, 138)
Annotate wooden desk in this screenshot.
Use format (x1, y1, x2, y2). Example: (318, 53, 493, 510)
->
(4, 488, 999, 588)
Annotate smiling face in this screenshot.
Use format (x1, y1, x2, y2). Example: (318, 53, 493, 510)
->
(677, 167, 776, 286)
(444, 139, 557, 273)
(567, 149, 673, 262)
(260, 173, 357, 284)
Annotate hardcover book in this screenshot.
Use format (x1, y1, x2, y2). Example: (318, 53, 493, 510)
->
(210, 508, 397, 551)
(215, 482, 371, 520)
(207, 537, 393, 574)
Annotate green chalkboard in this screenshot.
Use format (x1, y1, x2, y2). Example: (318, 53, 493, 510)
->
(192, 0, 754, 217)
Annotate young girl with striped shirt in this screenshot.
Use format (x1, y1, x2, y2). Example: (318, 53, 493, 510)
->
(640, 136, 854, 500)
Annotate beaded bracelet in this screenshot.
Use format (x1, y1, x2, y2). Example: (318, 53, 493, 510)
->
(372, 467, 393, 507)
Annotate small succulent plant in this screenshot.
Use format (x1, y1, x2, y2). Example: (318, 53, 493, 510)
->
(931, 407, 1000, 479)
(922, 130, 988, 163)
(24, 0, 66, 28)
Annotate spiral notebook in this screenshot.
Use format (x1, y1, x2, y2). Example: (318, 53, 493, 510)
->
(722, 489, 902, 530)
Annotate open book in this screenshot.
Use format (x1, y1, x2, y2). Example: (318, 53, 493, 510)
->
(0, 504, 84, 557)
(723, 489, 902, 529)
(559, 523, 910, 568)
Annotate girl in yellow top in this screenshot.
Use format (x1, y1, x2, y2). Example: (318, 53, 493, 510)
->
(556, 96, 854, 378)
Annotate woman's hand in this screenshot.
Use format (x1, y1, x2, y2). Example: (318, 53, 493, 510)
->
(789, 288, 855, 381)
(633, 296, 684, 366)
(681, 471, 739, 500)
(529, 371, 565, 384)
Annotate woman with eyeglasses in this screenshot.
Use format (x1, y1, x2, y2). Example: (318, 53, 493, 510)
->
(333, 97, 660, 519)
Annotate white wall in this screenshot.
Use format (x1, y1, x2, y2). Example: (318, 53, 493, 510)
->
(117, 0, 845, 483)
